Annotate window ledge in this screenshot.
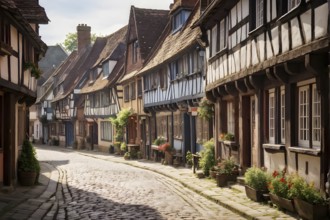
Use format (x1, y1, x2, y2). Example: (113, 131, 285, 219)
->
(288, 146, 321, 156)
(248, 24, 266, 37)
(221, 140, 239, 151)
(277, 3, 303, 24)
(209, 48, 228, 63)
(263, 144, 285, 154)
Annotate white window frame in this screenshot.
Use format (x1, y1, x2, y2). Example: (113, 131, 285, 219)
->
(211, 25, 217, 57)
(227, 101, 235, 135)
(280, 88, 285, 144)
(298, 85, 310, 147)
(256, 0, 264, 28)
(101, 121, 112, 141)
(219, 19, 227, 51)
(268, 91, 275, 144)
(312, 84, 321, 147)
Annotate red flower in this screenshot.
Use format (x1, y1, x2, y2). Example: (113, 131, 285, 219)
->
(280, 177, 286, 183)
(272, 170, 279, 178)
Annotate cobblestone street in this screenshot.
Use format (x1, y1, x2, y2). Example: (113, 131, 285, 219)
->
(37, 147, 243, 220)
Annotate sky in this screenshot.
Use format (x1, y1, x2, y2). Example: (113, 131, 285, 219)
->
(39, 0, 173, 46)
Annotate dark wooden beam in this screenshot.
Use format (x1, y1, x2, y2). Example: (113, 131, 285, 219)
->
(235, 80, 247, 93)
(244, 77, 255, 91)
(274, 66, 289, 84)
(249, 75, 263, 90)
(225, 82, 238, 96)
(284, 62, 300, 75)
(265, 68, 277, 81)
(217, 86, 228, 96)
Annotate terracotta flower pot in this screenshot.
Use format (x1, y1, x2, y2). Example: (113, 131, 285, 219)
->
(216, 173, 237, 187)
(18, 171, 37, 186)
(269, 193, 295, 213)
(293, 198, 328, 220)
(245, 185, 268, 202)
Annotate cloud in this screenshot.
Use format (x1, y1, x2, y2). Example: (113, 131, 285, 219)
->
(39, 0, 172, 45)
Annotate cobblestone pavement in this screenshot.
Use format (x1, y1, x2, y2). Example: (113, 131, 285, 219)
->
(37, 147, 244, 220)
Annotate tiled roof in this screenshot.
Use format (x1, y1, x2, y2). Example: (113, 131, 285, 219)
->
(80, 26, 127, 94)
(52, 37, 108, 103)
(0, 0, 47, 53)
(13, 0, 49, 24)
(170, 0, 198, 14)
(92, 26, 127, 68)
(133, 6, 169, 60)
(139, 2, 201, 75)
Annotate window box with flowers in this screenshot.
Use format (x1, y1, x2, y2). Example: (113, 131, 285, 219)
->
(289, 174, 328, 220)
(268, 169, 295, 213)
(244, 167, 270, 202)
(219, 133, 239, 151)
(159, 142, 173, 165)
(24, 62, 42, 79)
(215, 157, 239, 187)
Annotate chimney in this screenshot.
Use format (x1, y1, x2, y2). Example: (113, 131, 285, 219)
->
(77, 24, 91, 53)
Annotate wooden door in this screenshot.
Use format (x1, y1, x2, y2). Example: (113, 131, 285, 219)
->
(241, 96, 252, 172)
(250, 96, 257, 166)
(128, 116, 137, 144)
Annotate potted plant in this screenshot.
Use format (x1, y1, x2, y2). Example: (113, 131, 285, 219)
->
(24, 62, 42, 79)
(159, 143, 173, 165)
(289, 174, 328, 220)
(17, 140, 39, 186)
(268, 169, 295, 213)
(185, 151, 193, 168)
(123, 152, 130, 160)
(120, 142, 127, 155)
(197, 98, 214, 120)
(216, 157, 238, 187)
(198, 139, 216, 176)
(244, 166, 270, 202)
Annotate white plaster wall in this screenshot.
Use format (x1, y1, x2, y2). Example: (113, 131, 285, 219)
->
(314, 4, 328, 40)
(263, 151, 286, 173)
(0, 56, 9, 80)
(291, 18, 303, 49)
(301, 9, 312, 43)
(297, 154, 321, 189)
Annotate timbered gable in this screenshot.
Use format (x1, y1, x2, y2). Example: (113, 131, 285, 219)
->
(139, 2, 204, 111)
(197, 0, 328, 91)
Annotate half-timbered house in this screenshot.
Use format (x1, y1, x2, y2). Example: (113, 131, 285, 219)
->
(0, 0, 48, 187)
(52, 24, 105, 148)
(79, 26, 127, 152)
(118, 6, 169, 157)
(195, 0, 329, 190)
(30, 45, 68, 144)
(138, 0, 210, 162)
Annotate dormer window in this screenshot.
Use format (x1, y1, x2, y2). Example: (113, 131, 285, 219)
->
(132, 40, 138, 64)
(102, 61, 109, 77)
(172, 10, 191, 33)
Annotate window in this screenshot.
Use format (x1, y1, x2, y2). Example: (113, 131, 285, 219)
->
(172, 10, 191, 33)
(137, 79, 142, 97)
(156, 116, 168, 140)
(78, 121, 84, 136)
(227, 101, 235, 135)
(144, 76, 150, 91)
(102, 61, 110, 77)
(50, 123, 56, 135)
(173, 113, 183, 139)
(256, 0, 264, 28)
(196, 116, 210, 144)
(101, 121, 112, 141)
(288, 0, 301, 11)
(268, 91, 275, 143)
(219, 19, 227, 51)
(298, 83, 320, 148)
(211, 25, 217, 56)
(101, 90, 110, 106)
(124, 85, 129, 102)
(170, 61, 178, 80)
(159, 68, 167, 89)
(59, 123, 65, 136)
(130, 82, 136, 100)
(132, 40, 138, 64)
(266, 88, 285, 144)
(280, 89, 285, 143)
(0, 21, 10, 45)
